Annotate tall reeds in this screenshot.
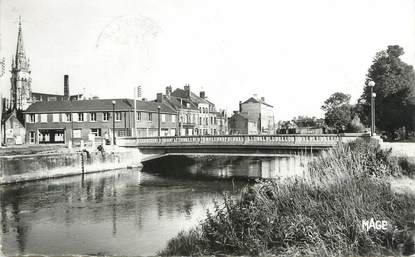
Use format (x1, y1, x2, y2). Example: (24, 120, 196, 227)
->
(160, 139, 415, 256)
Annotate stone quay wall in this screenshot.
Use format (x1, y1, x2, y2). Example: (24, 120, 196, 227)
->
(0, 147, 142, 184)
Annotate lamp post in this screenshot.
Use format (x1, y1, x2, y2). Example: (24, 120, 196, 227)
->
(368, 81, 376, 137)
(157, 106, 161, 137)
(112, 100, 116, 145)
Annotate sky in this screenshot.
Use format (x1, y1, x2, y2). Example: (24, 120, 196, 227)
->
(0, 0, 414, 120)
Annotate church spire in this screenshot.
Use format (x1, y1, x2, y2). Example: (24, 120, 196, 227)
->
(10, 16, 32, 110)
(15, 16, 27, 70)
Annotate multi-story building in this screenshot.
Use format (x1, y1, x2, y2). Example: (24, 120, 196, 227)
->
(238, 95, 275, 134)
(24, 98, 177, 146)
(157, 85, 228, 135)
(160, 86, 199, 136)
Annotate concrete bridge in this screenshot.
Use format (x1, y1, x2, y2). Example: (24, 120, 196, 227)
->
(117, 133, 369, 155)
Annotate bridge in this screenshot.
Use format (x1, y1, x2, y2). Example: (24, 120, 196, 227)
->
(117, 133, 369, 155)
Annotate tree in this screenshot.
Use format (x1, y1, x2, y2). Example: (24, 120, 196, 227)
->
(347, 115, 365, 133)
(321, 92, 352, 132)
(358, 45, 415, 136)
(292, 116, 317, 127)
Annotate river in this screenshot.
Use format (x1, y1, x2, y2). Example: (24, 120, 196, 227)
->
(0, 154, 310, 256)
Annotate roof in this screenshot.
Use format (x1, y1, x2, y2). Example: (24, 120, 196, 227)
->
(163, 96, 198, 110)
(25, 98, 177, 114)
(171, 88, 213, 106)
(242, 97, 273, 107)
(1, 110, 24, 125)
(32, 92, 83, 100)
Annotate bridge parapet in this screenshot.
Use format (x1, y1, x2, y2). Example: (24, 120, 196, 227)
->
(117, 133, 369, 148)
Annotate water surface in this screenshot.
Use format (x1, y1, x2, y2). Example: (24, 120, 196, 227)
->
(0, 155, 310, 256)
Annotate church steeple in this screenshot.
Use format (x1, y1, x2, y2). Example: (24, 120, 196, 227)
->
(10, 16, 32, 110)
(14, 16, 28, 71)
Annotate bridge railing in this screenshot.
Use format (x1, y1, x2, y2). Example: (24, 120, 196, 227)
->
(117, 133, 369, 147)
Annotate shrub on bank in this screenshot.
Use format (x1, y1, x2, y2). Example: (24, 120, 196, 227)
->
(160, 139, 415, 256)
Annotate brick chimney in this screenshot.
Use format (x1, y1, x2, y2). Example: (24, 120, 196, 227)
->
(64, 75, 69, 100)
(184, 84, 190, 97)
(200, 91, 206, 99)
(261, 97, 265, 102)
(156, 93, 163, 103)
(166, 86, 172, 99)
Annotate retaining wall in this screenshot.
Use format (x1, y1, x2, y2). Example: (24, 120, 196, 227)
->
(0, 147, 142, 184)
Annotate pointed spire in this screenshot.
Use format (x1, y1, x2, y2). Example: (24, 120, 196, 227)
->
(14, 16, 27, 70)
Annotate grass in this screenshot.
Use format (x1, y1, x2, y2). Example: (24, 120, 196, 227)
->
(159, 139, 415, 256)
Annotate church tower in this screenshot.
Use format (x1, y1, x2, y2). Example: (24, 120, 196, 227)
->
(10, 17, 32, 110)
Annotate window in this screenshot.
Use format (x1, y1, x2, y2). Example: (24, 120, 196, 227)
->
(62, 113, 71, 122)
(137, 112, 141, 121)
(53, 113, 60, 122)
(27, 114, 36, 123)
(148, 113, 152, 122)
(199, 117, 202, 125)
(118, 130, 126, 137)
(48, 96, 57, 101)
(172, 115, 176, 123)
(90, 112, 96, 122)
(91, 128, 102, 137)
(29, 131, 35, 143)
(103, 112, 110, 121)
(115, 112, 122, 121)
(161, 114, 166, 122)
(211, 117, 213, 125)
(78, 113, 84, 122)
(40, 114, 47, 123)
(73, 129, 82, 138)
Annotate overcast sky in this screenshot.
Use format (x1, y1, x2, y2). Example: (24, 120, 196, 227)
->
(1, 0, 414, 120)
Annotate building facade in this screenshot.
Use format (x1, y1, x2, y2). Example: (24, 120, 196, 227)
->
(1, 110, 26, 145)
(164, 84, 228, 135)
(239, 96, 275, 134)
(24, 98, 177, 146)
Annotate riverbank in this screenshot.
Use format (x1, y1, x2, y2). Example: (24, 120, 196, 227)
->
(0, 145, 142, 184)
(0, 144, 71, 156)
(160, 139, 415, 256)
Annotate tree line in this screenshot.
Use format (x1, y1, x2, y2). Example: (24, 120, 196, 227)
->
(322, 45, 415, 140)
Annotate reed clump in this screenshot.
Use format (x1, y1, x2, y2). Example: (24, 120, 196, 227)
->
(160, 139, 415, 256)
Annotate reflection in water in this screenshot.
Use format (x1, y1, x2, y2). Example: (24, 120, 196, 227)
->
(0, 155, 311, 256)
(142, 154, 311, 179)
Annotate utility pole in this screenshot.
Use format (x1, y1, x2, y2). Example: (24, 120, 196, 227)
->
(157, 106, 161, 137)
(112, 101, 116, 145)
(368, 81, 376, 137)
(133, 87, 137, 137)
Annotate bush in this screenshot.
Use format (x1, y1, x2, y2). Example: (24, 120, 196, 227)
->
(347, 115, 365, 133)
(161, 139, 415, 256)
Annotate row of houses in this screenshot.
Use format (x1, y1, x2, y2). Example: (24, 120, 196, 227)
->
(1, 84, 231, 146)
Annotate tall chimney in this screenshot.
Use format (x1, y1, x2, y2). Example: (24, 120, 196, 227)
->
(239, 101, 242, 112)
(64, 75, 69, 100)
(184, 84, 190, 97)
(200, 91, 206, 99)
(156, 93, 163, 103)
(166, 86, 172, 99)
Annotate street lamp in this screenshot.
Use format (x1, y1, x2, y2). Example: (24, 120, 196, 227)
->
(368, 80, 376, 136)
(157, 106, 161, 137)
(112, 100, 116, 145)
